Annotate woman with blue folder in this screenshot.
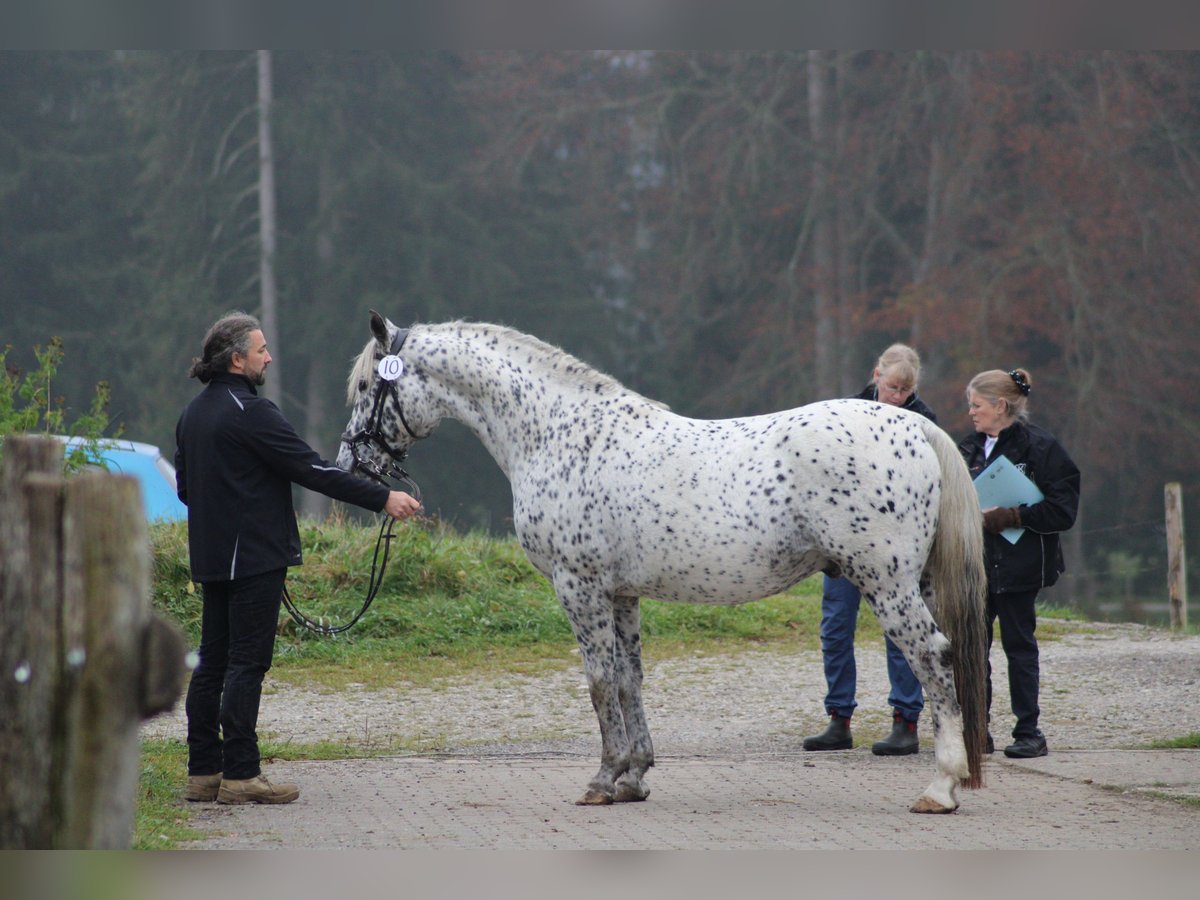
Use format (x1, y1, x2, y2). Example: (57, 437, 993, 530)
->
(959, 368, 1081, 759)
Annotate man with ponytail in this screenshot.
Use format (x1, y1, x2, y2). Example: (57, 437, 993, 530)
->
(175, 312, 420, 805)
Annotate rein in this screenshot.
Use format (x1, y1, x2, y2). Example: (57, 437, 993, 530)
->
(280, 504, 411, 636)
(282, 326, 423, 636)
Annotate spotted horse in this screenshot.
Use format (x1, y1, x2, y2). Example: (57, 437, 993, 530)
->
(338, 311, 990, 814)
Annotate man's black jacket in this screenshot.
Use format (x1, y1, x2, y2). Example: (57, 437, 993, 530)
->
(175, 372, 388, 583)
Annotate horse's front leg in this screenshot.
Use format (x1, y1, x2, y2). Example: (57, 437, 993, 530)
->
(612, 595, 653, 802)
(558, 582, 629, 805)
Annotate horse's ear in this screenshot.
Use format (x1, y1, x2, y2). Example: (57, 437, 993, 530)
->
(368, 309, 389, 346)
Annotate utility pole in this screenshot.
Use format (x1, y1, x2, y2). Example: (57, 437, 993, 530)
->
(258, 49, 281, 406)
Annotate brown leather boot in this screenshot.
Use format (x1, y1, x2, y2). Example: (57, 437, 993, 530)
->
(871, 711, 919, 756)
(185, 772, 222, 802)
(217, 774, 300, 805)
(803, 714, 852, 751)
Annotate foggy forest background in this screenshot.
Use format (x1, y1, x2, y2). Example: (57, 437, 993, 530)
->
(3, 50, 1198, 622)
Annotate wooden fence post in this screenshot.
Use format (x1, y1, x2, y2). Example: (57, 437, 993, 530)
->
(0, 436, 62, 848)
(1164, 482, 1188, 631)
(0, 436, 188, 848)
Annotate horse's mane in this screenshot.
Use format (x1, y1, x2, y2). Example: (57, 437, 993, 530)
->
(350, 319, 665, 408)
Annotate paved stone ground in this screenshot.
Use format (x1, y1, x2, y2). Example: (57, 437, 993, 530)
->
(179, 748, 1199, 850)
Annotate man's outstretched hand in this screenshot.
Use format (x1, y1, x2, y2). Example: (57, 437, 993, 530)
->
(385, 491, 422, 520)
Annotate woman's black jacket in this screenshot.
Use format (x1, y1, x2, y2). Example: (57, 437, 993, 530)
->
(958, 420, 1080, 594)
(175, 372, 388, 583)
(853, 384, 938, 424)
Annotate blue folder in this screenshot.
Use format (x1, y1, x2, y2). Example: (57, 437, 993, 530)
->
(973, 454, 1043, 544)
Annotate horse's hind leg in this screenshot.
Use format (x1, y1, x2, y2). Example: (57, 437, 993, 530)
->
(867, 581, 968, 813)
(557, 582, 630, 805)
(910, 579, 974, 813)
(612, 595, 653, 802)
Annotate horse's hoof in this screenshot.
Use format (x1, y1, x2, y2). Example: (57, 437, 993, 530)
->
(614, 781, 650, 803)
(909, 795, 959, 814)
(576, 789, 614, 806)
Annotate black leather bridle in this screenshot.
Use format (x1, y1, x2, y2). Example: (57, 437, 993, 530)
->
(283, 327, 423, 636)
(339, 327, 422, 486)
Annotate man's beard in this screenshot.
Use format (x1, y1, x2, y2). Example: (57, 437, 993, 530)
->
(250, 369, 267, 386)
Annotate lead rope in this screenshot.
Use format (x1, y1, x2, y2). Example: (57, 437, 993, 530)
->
(281, 471, 422, 636)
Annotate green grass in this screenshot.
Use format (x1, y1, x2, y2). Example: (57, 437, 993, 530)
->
(150, 516, 829, 689)
(134, 740, 207, 850)
(1147, 733, 1200, 749)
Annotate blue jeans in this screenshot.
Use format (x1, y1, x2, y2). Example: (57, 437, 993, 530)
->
(186, 569, 286, 781)
(819, 574, 923, 721)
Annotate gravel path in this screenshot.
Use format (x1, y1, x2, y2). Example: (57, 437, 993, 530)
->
(143, 619, 1200, 756)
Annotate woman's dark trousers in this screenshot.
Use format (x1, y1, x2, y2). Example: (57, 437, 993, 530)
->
(985, 588, 1042, 739)
(185, 569, 286, 780)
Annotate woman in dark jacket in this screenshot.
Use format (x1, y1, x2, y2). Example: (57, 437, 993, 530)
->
(959, 368, 1080, 759)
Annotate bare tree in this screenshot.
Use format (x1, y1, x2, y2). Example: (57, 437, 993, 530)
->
(806, 51, 839, 399)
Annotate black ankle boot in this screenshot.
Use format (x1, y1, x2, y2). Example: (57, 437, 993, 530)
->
(803, 715, 852, 751)
(1003, 731, 1048, 758)
(871, 711, 919, 756)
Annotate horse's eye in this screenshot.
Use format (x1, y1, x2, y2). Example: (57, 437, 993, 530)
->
(358, 380, 368, 393)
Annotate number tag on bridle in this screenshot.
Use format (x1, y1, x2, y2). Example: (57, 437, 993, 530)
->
(377, 355, 404, 381)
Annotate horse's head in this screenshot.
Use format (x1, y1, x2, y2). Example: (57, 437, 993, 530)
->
(336, 310, 434, 483)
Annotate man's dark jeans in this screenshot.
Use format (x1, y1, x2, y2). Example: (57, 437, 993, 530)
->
(186, 569, 286, 780)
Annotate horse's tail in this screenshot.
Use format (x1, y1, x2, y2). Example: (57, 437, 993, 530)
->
(919, 418, 989, 789)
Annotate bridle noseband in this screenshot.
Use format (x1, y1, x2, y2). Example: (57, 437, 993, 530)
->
(340, 327, 423, 486)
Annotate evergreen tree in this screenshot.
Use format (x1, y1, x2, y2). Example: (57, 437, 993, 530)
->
(0, 51, 140, 436)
